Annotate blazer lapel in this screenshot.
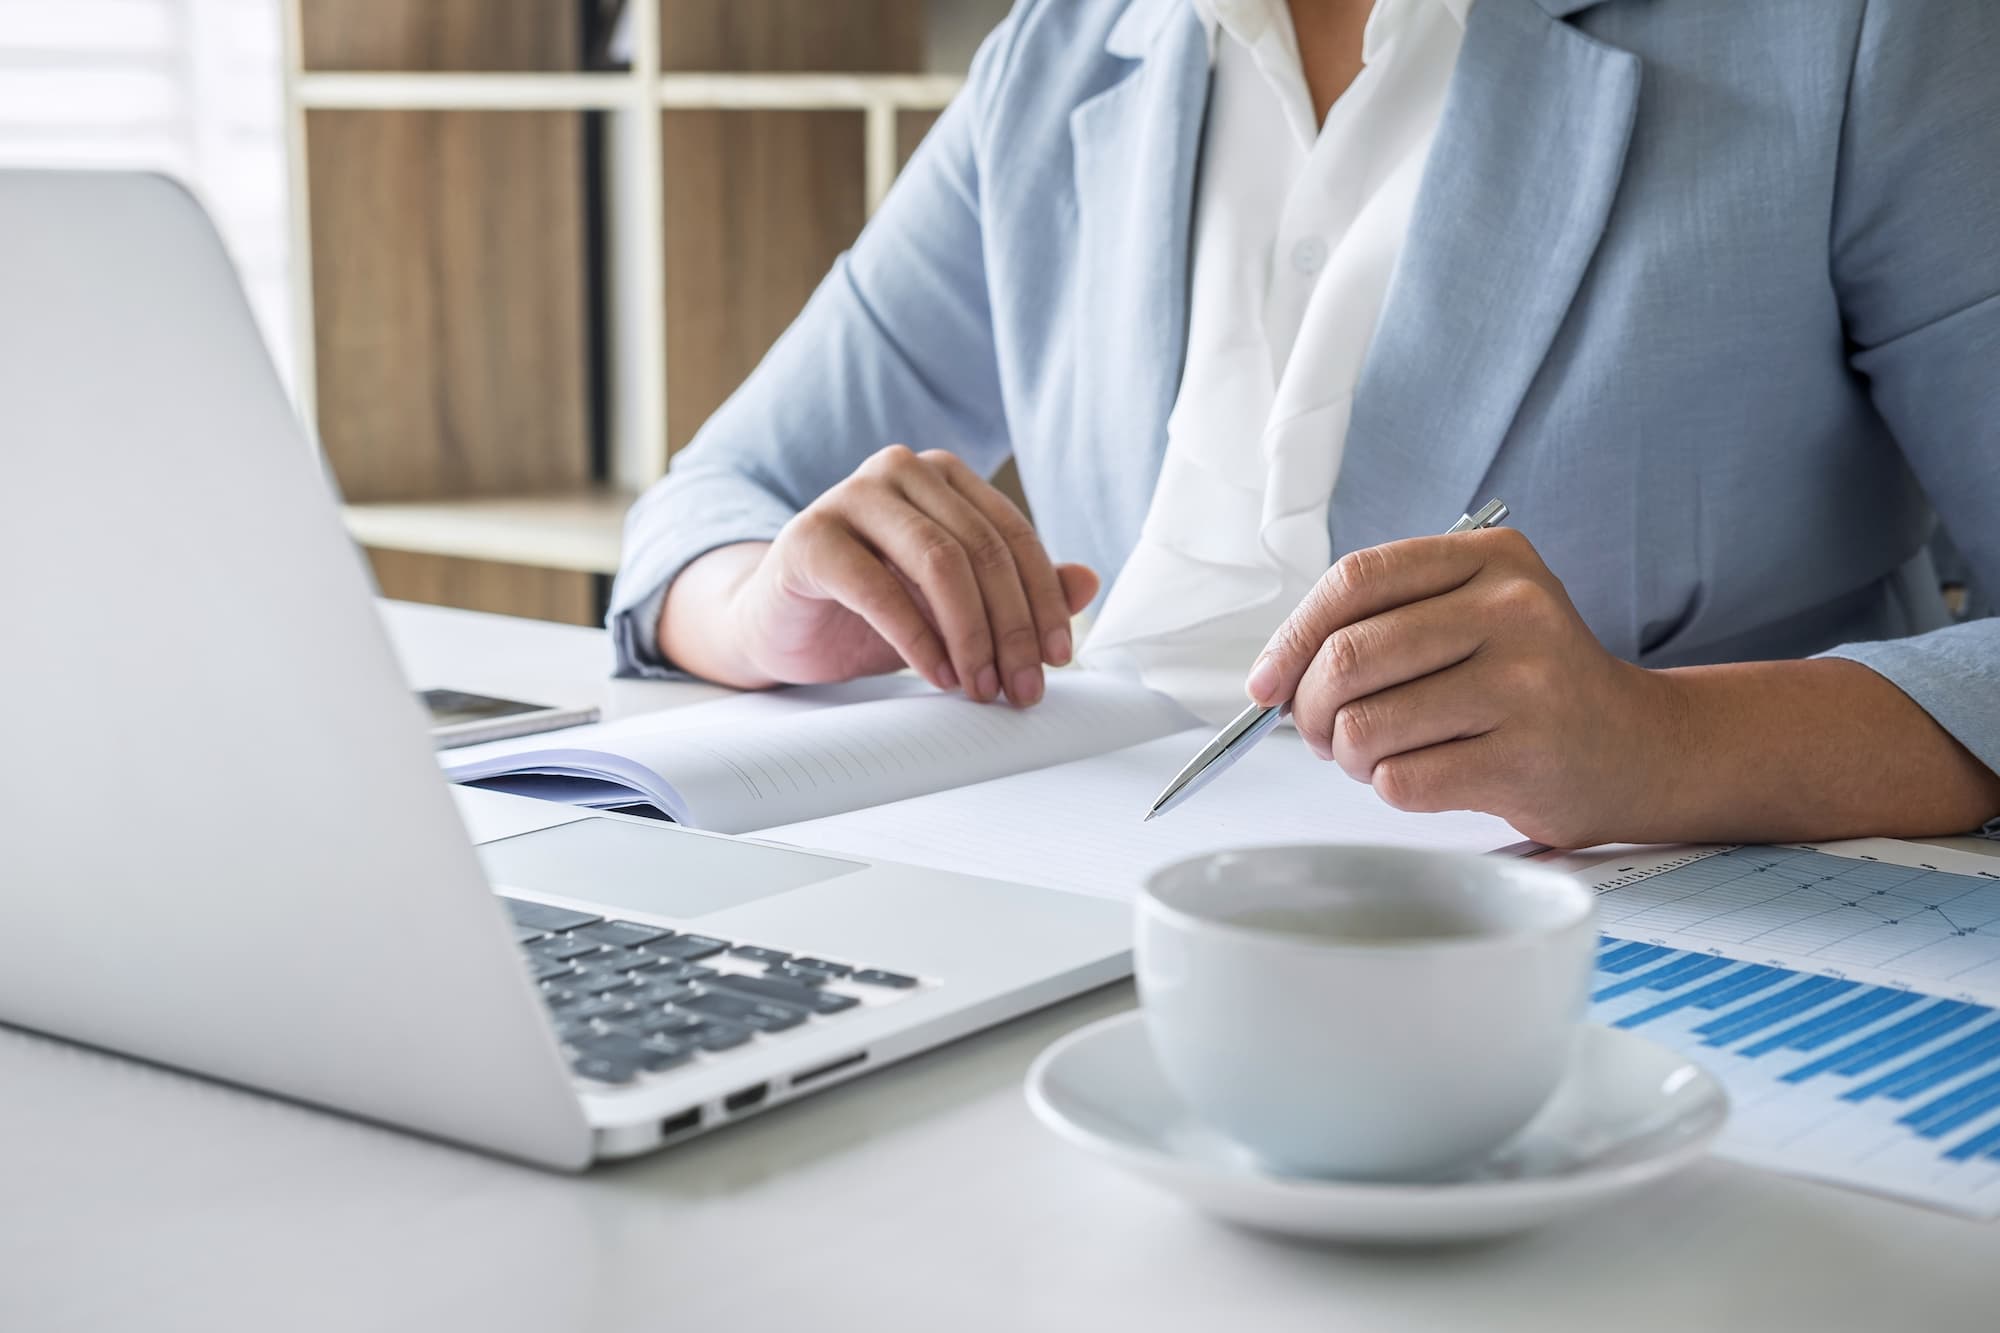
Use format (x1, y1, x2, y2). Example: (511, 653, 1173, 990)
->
(1333, 0, 1642, 552)
(1069, 0, 1212, 575)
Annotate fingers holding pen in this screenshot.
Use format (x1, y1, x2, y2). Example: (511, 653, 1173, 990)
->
(1245, 536, 1495, 707)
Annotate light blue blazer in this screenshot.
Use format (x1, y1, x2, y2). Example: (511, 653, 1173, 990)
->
(612, 0, 2000, 783)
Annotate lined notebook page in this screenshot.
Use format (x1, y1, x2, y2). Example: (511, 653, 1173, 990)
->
(625, 674, 1189, 831)
(760, 729, 1522, 901)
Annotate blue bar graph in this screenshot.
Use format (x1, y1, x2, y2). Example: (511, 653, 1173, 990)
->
(1844, 1021, 2000, 1102)
(1902, 1069, 2000, 1135)
(1906, 1072, 2000, 1140)
(1943, 1119, 2000, 1162)
(1599, 942, 1673, 974)
(1592, 952, 1734, 1002)
(1613, 965, 1785, 1031)
(1600, 940, 1664, 972)
(1590, 932, 2000, 1188)
(1826, 1004, 1984, 1076)
(1781, 1002, 1983, 1083)
(1696, 976, 1856, 1047)
(1690, 965, 1789, 1009)
(1738, 988, 1921, 1057)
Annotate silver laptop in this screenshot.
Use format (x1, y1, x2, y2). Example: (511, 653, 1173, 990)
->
(0, 170, 1130, 1169)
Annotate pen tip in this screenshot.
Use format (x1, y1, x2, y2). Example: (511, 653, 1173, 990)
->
(1142, 809, 1157, 823)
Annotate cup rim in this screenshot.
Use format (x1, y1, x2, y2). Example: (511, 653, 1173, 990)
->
(1138, 843, 1594, 955)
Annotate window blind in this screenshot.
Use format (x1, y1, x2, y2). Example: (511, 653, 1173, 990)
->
(0, 0, 292, 385)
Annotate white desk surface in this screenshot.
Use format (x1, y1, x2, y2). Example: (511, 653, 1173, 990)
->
(5, 601, 1996, 1333)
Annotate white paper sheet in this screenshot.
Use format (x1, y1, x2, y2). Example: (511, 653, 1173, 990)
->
(760, 729, 1523, 901)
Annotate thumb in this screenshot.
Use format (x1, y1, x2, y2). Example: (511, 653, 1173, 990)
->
(1056, 563, 1100, 614)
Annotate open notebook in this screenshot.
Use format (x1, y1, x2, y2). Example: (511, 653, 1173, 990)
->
(447, 673, 1193, 833)
(447, 671, 1522, 895)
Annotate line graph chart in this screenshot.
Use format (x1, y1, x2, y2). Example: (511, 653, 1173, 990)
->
(1587, 843, 2000, 997)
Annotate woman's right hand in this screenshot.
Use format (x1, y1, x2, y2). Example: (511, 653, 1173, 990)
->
(657, 445, 1098, 706)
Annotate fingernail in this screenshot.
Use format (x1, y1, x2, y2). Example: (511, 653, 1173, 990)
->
(1010, 667, 1044, 706)
(936, 662, 958, 690)
(975, 664, 1000, 701)
(1045, 627, 1072, 665)
(1246, 656, 1278, 703)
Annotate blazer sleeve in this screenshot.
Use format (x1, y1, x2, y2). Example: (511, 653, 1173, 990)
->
(1818, 0, 2000, 782)
(605, 12, 1023, 677)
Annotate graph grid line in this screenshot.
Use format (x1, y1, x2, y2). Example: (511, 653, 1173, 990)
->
(1592, 846, 2000, 990)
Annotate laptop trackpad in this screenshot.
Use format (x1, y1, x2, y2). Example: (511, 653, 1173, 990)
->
(477, 817, 862, 919)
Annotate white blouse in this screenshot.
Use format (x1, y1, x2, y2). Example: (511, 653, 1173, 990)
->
(1081, 0, 1473, 721)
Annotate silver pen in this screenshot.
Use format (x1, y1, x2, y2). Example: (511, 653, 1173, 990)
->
(1143, 498, 1511, 821)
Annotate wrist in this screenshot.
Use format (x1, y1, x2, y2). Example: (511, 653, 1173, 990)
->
(1627, 658, 2000, 843)
(1629, 662, 1704, 835)
(1592, 660, 1704, 836)
(657, 542, 778, 688)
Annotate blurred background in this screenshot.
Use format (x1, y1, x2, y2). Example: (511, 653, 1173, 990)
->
(0, 0, 1012, 625)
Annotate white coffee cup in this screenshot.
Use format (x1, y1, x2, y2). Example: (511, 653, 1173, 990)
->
(1136, 844, 1597, 1181)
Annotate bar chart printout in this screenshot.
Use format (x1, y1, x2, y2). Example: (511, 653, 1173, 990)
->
(1576, 841, 2000, 1217)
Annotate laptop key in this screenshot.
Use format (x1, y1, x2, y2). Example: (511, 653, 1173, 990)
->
(623, 1010, 703, 1039)
(730, 945, 791, 965)
(623, 981, 699, 1010)
(850, 969, 919, 990)
(686, 1019, 753, 1052)
(575, 920, 675, 949)
(528, 957, 577, 984)
(652, 963, 718, 985)
(710, 973, 860, 1015)
(571, 946, 649, 974)
(649, 934, 730, 962)
(568, 996, 636, 1023)
(512, 924, 550, 944)
(677, 990, 806, 1032)
(640, 1036, 694, 1070)
(766, 964, 827, 987)
(503, 898, 603, 933)
(575, 971, 638, 997)
(783, 957, 852, 979)
(530, 935, 605, 963)
(618, 953, 678, 975)
(573, 1032, 689, 1073)
(572, 1054, 639, 1085)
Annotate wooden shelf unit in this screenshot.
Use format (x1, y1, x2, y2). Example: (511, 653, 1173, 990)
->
(281, 1, 995, 624)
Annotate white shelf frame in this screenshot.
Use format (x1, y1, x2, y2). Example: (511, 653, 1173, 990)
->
(341, 487, 637, 575)
(278, 9, 964, 571)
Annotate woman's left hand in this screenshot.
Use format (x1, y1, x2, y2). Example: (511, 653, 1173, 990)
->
(1245, 527, 1687, 848)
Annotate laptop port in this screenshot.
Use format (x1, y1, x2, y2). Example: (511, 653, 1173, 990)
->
(660, 1107, 702, 1137)
(723, 1082, 769, 1114)
(790, 1051, 867, 1088)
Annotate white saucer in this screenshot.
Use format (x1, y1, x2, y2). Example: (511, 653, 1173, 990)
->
(1025, 1012, 1727, 1244)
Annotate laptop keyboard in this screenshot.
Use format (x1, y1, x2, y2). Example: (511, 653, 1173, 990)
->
(503, 897, 918, 1088)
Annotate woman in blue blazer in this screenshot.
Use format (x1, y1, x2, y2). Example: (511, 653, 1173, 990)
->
(609, 0, 2000, 847)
